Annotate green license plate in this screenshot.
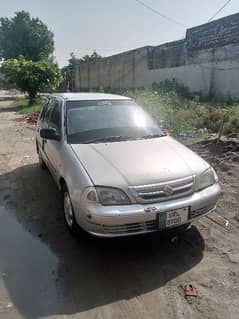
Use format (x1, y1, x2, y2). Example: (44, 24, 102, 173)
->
(159, 207, 189, 229)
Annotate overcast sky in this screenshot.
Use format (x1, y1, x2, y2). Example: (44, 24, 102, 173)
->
(1, 0, 239, 67)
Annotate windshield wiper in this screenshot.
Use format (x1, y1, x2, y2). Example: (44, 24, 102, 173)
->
(138, 134, 165, 140)
(83, 134, 165, 144)
(83, 136, 126, 144)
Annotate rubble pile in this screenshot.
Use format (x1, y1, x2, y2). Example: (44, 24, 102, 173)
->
(15, 112, 40, 125)
(188, 136, 239, 168)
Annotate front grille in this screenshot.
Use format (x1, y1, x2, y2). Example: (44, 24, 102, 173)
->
(102, 220, 157, 234)
(129, 176, 194, 203)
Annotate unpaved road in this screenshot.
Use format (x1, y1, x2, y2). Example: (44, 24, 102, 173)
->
(0, 100, 239, 319)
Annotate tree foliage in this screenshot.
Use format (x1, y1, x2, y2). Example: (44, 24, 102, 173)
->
(67, 51, 102, 71)
(1, 57, 63, 103)
(79, 51, 102, 63)
(0, 11, 54, 61)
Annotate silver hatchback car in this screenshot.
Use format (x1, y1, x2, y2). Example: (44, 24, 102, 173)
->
(36, 93, 221, 237)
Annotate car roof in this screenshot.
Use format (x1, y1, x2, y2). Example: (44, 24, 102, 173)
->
(51, 92, 131, 101)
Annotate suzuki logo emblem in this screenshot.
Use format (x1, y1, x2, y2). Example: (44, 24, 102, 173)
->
(163, 185, 174, 196)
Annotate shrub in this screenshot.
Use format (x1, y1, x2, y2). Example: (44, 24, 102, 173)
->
(1, 56, 63, 104)
(123, 88, 239, 136)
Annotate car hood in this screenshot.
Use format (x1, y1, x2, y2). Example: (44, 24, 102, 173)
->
(70, 136, 209, 188)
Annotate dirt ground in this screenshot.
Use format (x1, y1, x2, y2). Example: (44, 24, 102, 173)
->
(0, 100, 239, 319)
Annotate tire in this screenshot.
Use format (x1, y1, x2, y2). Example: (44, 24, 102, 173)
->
(175, 223, 192, 233)
(62, 186, 78, 235)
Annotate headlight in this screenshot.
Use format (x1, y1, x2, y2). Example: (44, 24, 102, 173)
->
(197, 167, 218, 191)
(81, 186, 131, 206)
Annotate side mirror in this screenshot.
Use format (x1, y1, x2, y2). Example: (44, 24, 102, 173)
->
(40, 128, 61, 141)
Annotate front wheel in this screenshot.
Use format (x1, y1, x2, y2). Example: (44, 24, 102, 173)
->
(63, 188, 78, 235)
(175, 223, 192, 233)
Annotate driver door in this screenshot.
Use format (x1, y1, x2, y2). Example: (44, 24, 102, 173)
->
(44, 98, 63, 182)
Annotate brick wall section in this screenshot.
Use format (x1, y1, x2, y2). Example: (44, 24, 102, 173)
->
(148, 13, 239, 69)
(186, 13, 239, 51)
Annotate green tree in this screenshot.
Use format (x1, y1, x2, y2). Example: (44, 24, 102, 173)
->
(1, 57, 63, 104)
(80, 51, 102, 63)
(0, 11, 54, 61)
(65, 51, 102, 73)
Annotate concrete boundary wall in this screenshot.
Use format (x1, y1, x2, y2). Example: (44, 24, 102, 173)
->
(73, 13, 239, 99)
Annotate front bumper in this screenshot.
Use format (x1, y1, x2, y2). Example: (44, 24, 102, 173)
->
(77, 183, 222, 237)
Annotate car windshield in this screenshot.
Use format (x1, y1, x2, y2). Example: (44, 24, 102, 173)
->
(66, 99, 164, 144)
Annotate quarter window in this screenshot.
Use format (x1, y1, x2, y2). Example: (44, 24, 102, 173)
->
(40, 99, 50, 121)
(44, 100, 55, 123)
(48, 100, 62, 134)
(40, 99, 54, 128)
